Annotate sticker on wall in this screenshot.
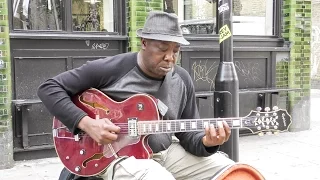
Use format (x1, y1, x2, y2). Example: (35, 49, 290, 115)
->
(218, 3, 229, 14)
(219, 25, 232, 43)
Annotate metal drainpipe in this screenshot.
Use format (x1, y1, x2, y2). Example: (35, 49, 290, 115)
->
(214, 0, 240, 162)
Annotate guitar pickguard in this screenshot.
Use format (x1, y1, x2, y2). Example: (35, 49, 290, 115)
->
(102, 134, 140, 158)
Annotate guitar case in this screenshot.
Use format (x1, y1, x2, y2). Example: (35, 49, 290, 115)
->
(211, 163, 265, 180)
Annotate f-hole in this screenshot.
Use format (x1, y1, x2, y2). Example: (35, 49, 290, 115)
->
(82, 153, 104, 167)
(82, 144, 119, 167)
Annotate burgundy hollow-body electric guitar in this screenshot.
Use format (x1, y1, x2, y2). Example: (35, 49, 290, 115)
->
(52, 88, 292, 177)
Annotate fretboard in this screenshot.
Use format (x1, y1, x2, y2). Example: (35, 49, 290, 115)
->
(137, 118, 244, 135)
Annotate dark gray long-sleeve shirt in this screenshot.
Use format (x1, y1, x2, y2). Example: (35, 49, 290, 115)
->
(37, 52, 219, 157)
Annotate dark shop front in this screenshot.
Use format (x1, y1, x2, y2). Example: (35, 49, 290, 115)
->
(4, 0, 309, 163)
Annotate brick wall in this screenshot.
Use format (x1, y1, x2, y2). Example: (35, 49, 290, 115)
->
(0, 0, 13, 170)
(128, 0, 163, 52)
(282, 0, 312, 131)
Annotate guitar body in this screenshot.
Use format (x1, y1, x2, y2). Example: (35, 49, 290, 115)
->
(212, 163, 265, 180)
(53, 88, 160, 177)
(52, 88, 291, 178)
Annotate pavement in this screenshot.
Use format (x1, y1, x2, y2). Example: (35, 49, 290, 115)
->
(1, 90, 320, 180)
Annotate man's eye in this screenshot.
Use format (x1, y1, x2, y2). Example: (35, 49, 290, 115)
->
(159, 47, 168, 51)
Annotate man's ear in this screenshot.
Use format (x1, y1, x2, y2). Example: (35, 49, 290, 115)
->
(141, 38, 147, 50)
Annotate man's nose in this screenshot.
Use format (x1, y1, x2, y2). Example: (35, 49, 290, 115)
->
(164, 52, 175, 62)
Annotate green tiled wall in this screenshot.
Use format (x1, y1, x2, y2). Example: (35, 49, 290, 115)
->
(281, 0, 312, 131)
(128, 0, 163, 52)
(0, 0, 13, 169)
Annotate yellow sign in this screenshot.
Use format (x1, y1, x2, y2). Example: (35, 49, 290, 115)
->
(219, 25, 232, 43)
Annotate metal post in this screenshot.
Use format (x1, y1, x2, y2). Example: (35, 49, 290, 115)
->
(214, 0, 239, 162)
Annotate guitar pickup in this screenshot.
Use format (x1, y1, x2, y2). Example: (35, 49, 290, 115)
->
(128, 118, 138, 138)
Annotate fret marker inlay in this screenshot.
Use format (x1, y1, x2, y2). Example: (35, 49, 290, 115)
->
(180, 122, 185, 129)
(191, 122, 196, 129)
(167, 123, 171, 130)
(203, 121, 209, 128)
(233, 120, 240, 126)
(143, 124, 146, 132)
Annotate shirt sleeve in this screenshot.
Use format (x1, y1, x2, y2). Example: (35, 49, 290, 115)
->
(37, 56, 132, 135)
(174, 69, 220, 157)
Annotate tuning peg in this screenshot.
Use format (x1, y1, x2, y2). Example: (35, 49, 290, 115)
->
(256, 107, 262, 112)
(265, 107, 270, 112)
(272, 106, 279, 111)
(266, 131, 272, 135)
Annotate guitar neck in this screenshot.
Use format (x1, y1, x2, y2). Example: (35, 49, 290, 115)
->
(136, 117, 251, 135)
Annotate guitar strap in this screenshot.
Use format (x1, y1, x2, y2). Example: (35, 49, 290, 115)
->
(155, 68, 173, 118)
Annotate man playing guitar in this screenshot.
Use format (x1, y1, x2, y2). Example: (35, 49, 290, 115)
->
(37, 11, 235, 180)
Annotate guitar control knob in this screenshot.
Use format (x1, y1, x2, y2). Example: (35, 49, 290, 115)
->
(75, 166, 81, 172)
(80, 149, 85, 155)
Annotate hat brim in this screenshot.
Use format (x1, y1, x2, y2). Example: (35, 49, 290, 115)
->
(136, 29, 190, 45)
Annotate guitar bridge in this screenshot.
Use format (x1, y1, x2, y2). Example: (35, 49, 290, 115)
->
(128, 118, 138, 138)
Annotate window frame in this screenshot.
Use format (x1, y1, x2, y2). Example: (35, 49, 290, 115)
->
(8, 0, 126, 36)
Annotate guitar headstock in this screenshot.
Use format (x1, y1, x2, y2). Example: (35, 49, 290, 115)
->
(243, 106, 292, 136)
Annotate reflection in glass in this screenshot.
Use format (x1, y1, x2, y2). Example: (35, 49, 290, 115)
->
(72, 0, 114, 32)
(13, 0, 63, 30)
(165, 0, 273, 36)
(232, 0, 274, 35)
(180, 0, 216, 34)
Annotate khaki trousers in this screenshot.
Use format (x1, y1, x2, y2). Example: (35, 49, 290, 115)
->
(100, 142, 234, 180)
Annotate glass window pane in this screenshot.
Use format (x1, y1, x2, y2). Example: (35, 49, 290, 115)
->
(13, 0, 64, 31)
(164, 0, 274, 36)
(233, 0, 274, 35)
(72, 0, 114, 32)
(167, 0, 217, 35)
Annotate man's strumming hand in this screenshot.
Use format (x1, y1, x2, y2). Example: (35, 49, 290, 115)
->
(202, 121, 231, 147)
(78, 116, 121, 145)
